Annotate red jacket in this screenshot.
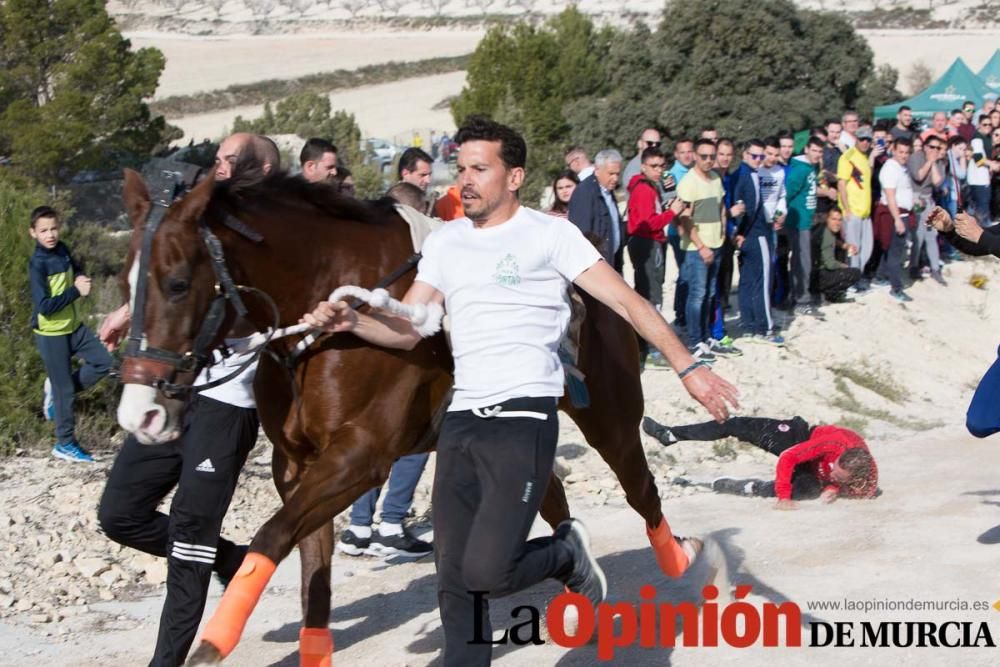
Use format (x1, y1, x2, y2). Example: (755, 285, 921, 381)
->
(626, 174, 677, 242)
(773, 425, 878, 500)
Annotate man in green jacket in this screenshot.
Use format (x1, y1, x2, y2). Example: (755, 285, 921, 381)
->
(818, 210, 861, 303)
(785, 137, 826, 318)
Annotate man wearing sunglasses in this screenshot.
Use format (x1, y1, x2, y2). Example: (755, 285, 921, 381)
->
(907, 134, 947, 285)
(622, 128, 663, 187)
(733, 139, 784, 346)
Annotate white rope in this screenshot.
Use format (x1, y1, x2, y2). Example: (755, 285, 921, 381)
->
(227, 286, 444, 355)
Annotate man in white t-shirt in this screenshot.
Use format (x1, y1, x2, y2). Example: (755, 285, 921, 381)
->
(876, 136, 915, 302)
(304, 116, 739, 666)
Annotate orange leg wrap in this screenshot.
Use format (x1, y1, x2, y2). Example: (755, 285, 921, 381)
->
(646, 517, 690, 578)
(299, 627, 334, 667)
(200, 552, 278, 658)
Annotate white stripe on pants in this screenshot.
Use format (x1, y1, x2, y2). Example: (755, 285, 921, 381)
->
(758, 236, 774, 332)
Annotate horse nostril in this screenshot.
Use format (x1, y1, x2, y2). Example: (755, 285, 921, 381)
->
(140, 409, 161, 433)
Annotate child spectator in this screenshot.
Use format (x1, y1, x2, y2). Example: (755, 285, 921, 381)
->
(28, 206, 112, 462)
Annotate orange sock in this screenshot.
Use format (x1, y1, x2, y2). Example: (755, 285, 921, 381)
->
(200, 552, 278, 657)
(299, 627, 334, 667)
(646, 517, 690, 577)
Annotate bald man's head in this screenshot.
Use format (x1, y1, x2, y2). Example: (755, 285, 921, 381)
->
(215, 132, 281, 183)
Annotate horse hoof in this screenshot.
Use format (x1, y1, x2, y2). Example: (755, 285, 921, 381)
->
(185, 641, 224, 665)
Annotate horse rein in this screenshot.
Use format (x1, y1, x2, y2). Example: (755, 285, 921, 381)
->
(120, 189, 278, 400)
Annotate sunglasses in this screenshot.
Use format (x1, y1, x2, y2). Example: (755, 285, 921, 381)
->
(644, 140, 662, 147)
(696, 153, 716, 160)
(748, 153, 765, 160)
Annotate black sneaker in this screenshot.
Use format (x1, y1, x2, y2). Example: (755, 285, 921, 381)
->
(712, 477, 758, 496)
(336, 528, 373, 557)
(555, 519, 607, 608)
(368, 528, 433, 558)
(794, 304, 825, 320)
(215, 544, 249, 589)
(642, 416, 678, 446)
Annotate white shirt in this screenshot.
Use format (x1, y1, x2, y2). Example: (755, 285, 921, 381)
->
(578, 165, 595, 182)
(758, 163, 787, 221)
(195, 336, 258, 408)
(879, 159, 914, 211)
(968, 138, 991, 186)
(416, 207, 602, 411)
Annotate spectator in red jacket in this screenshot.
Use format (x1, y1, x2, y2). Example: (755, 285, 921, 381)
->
(626, 146, 686, 367)
(643, 415, 878, 509)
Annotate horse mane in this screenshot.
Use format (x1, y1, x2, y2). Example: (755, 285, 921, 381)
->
(212, 170, 394, 225)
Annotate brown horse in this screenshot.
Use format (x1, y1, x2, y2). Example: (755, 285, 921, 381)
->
(116, 169, 689, 665)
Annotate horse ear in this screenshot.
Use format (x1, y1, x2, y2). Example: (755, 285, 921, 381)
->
(175, 171, 217, 225)
(122, 168, 151, 230)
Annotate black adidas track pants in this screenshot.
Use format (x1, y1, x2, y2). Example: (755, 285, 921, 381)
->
(98, 395, 258, 666)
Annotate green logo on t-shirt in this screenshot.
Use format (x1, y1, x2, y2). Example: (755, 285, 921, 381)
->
(494, 254, 521, 286)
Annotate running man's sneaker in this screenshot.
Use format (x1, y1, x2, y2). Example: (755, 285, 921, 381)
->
(642, 416, 678, 445)
(690, 342, 717, 362)
(712, 477, 758, 496)
(708, 337, 743, 357)
(555, 519, 607, 608)
(890, 289, 913, 303)
(368, 528, 433, 558)
(336, 528, 373, 557)
(51, 442, 95, 463)
(43, 378, 54, 421)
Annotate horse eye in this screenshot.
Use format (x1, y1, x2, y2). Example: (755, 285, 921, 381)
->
(167, 278, 189, 295)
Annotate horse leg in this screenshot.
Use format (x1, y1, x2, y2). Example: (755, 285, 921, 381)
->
(297, 524, 334, 667)
(563, 397, 695, 579)
(189, 431, 382, 664)
(538, 471, 570, 530)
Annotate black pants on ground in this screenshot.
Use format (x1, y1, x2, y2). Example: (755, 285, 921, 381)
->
(98, 396, 259, 667)
(671, 416, 823, 499)
(433, 396, 573, 667)
(717, 235, 736, 312)
(818, 267, 861, 300)
(773, 228, 791, 307)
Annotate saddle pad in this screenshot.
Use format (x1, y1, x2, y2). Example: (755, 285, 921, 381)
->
(394, 203, 444, 253)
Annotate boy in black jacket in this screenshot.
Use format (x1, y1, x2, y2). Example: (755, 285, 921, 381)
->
(29, 206, 112, 462)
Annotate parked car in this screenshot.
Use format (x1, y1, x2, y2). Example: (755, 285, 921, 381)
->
(362, 138, 401, 173)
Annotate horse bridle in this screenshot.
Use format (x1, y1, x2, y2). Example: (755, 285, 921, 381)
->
(120, 189, 277, 400)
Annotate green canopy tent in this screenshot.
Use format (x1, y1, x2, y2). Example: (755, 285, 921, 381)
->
(874, 57, 992, 121)
(978, 49, 1000, 91)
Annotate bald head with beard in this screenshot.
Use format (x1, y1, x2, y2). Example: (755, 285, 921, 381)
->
(214, 132, 281, 184)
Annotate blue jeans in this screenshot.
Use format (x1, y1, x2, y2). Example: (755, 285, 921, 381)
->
(681, 248, 721, 348)
(35, 325, 113, 443)
(968, 185, 992, 227)
(349, 452, 429, 525)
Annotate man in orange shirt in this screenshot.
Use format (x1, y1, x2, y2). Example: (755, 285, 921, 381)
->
(643, 415, 877, 509)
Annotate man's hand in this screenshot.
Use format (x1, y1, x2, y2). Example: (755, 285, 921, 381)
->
(894, 217, 906, 235)
(301, 301, 358, 333)
(954, 211, 983, 243)
(98, 303, 131, 352)
(774, 213, 786, 230)
(698, 245, 714, 264)
(729, 201, 746, 218)
(669, 197, 686, 215)
(775, 499, 797, 511)
(819, 488, 839, 504)
(846, 243, 859, 256)
(680, 365, 739, 422)
(734, 235, 745, 249)
(74, 275, 92, 297)
(928, 206, 954, 232)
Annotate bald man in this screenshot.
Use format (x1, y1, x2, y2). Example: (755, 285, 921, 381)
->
(96, 132, 279, 666)
(214, 132, 280, 183)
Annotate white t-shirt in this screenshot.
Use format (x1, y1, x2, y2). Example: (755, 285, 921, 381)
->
(879, 159, 914, 211)
(758, 163, 787, 221)
(416, 207, 602, 411)
(195, 336, 258, 408)
(968, 138, 991, 186)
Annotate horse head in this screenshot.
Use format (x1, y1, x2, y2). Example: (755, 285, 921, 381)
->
(117, 168, 238, 444)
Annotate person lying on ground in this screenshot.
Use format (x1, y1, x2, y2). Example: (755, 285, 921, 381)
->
(642, 415, 878, 510)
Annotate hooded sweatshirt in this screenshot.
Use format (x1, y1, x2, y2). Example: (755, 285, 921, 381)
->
(626, 173, 677, 243)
